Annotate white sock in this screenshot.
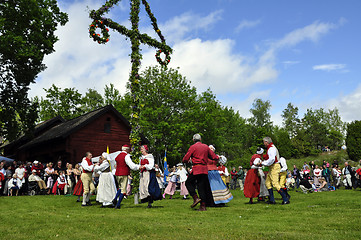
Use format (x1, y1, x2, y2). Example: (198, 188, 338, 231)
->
(82, 193, 88, 204)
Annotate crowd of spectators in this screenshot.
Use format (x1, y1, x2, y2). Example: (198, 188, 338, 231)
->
(290, 159, 361, 194)
(0, 159, 81, 196)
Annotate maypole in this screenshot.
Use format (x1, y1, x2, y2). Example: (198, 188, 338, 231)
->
(88, 0, 172, 200)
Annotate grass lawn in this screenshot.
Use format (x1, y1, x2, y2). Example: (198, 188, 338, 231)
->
(0, 188, 360, 240)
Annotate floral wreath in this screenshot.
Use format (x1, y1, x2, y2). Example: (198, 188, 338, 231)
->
(89, 20, 110, 44)
(155, 49, 171, 66)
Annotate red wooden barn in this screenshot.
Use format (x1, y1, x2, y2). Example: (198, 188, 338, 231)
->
(1, 105, 138, 165)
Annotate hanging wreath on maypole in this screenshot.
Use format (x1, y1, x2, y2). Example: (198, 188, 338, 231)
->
(88, 0, 172, 199)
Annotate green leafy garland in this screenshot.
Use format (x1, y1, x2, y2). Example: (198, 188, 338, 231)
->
(89, 0, 172, 196)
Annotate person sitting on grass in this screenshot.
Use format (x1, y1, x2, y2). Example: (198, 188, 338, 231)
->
(299, 176, 313, 194)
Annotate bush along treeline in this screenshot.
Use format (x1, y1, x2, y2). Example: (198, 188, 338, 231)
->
(30, 66, 348, 167)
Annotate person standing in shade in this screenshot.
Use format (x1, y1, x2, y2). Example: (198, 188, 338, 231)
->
(113, 145, 139, 209)
(261, 137, 289, 205)
(80, 152, 95, 207)
(183, 134, 219, 211)
(237, 166, 245, 190)
(230, 167, 238, 190)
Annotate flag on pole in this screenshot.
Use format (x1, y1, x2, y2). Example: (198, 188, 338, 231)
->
(163, 151, 169, 183)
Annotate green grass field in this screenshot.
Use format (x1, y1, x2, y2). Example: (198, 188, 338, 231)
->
(1, 188, 360, 240)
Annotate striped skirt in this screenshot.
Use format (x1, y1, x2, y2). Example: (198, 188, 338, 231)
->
(208, 170, 233, 204)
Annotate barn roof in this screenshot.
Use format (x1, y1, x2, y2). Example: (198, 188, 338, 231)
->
(19, 105, 130, 150)
(0, 115, 65, 150)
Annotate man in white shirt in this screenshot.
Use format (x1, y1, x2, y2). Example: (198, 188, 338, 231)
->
(81, 152, 96, 206)
(261, 137, 289, 205)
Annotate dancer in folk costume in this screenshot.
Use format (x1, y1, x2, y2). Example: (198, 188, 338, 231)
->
(217, 162, 229, 185)
(243, 152, 261, 204)
(94, 153, 117, 208)
(113, 145, 139, 209)
(279, 157, 291, 200)
(176, 163, 189, 199)
(183, 134, 219, 211)
(207, 145, 233, 206)
(139, 145, 162, 208)
(256, 148, 269, 201)
(163, 166, 177, 199)
(261, 137, 290, 205)
(80, 152, 96, 207)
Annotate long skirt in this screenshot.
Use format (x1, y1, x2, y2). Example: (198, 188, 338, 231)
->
(164, 181, 177, 195)
(244, 169, 260, 198)
(208, 170, 233, 204)
(180, 182, 189, 196)
(73, 179, 83, 196)
(140, 170, 162, 203)
(96, 172, 117, 203)
(259, 169, 269, 197)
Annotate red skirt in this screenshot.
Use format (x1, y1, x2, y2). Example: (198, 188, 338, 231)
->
(73, 179, 83, 196)
(243, 169, 260, 198)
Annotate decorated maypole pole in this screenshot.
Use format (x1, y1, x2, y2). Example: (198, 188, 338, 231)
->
(88, 0, 172, 201)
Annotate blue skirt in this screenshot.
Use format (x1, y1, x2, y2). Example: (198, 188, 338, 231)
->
(208, 170, 233, 204)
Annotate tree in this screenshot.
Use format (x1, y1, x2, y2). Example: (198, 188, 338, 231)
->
(248, 98, 273, 149)
(248, 98, 272, 129)
(36, 84, 83, 121)
(345, 121, 361, 161)
(281, 103, 300, 138)
(129, 66, 199, 165)
(81, 88, 104, 113)
(105, 83, 132, 120)
(0, 0, 68, 141)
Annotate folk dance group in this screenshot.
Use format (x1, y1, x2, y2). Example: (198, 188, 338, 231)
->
(74, 135, 288, 210)
(243, 137, 290, 205)
(74, 133, 234, 211)
(75, 145, 162, 208)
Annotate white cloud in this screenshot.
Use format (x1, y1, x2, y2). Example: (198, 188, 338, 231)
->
(328, 84, 361, 122)
(313, 64, 346, 72)
(235, 19, 261, 33)
(170, 38, 278, 94)
(160, 10, 223, 43)
(225, 90, 271, 119)
(282, 60, 300, 69)
(273, 20, 338, 49)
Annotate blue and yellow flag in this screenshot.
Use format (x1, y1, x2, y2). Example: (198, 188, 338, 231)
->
(163, 151, 169, 182)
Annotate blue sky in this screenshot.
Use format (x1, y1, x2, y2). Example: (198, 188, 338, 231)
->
(30, 0, 361, 125)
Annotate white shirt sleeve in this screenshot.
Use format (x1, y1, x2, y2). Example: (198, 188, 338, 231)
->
(279, 157, 288, 172)
(81, 158, 94, 172)
(224, 167, 229, 177)
(125, 154, 140, 171)
(144, 154, 155, 170)
(262, 147, 277, 166)
(94, 161, 110, 172)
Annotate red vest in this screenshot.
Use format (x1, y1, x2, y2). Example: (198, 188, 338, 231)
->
(217, 165, 226, 176)
(83, 158, 93, 173)
(140, 157, 149, 172)
(115, 152, 130, 176)
(265, 143, 278, 163)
